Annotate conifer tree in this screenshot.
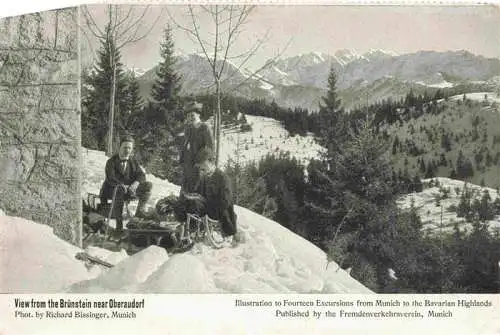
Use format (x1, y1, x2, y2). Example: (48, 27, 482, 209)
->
(318, 65, 345, 154)
(120, 71, 144, 133)
(82, 24, 128, 151)
(151, 26, 182, 121)
(139, 25, 184, 182)
(305, 119, 400, 288)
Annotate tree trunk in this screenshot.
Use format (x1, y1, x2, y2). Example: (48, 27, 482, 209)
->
(215, 77, 221, 167)
(107, 59, 117, 157)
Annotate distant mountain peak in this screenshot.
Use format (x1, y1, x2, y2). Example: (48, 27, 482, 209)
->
(127, 67, 150, 78)
(334, 49, 363, 65)
(135, 49, 500, 111)
(363, 48, 399, 59)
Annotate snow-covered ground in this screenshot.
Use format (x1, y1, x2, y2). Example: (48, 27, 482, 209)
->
(416, 80, 454, 88)
(0, 149, 371, 293)
(216, 114, 325, 168)
(448, 92, 500, 104)
(0, 215, 100, 292)
(397, 177, 500, 234)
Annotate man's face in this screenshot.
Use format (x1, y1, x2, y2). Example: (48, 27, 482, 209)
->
(186, 111, 200, 125)
(198, 161, 214, 177)
(119, 141, 134, 159)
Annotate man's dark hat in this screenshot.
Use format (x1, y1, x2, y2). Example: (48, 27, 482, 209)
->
(119, 135, 135, 146)
(185, 101, 203, 114)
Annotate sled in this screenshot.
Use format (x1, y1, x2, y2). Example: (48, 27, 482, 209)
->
(126, 217, 183, 252)
(83, 188, 136, 242)
(83, 191, 227, 253)
(125, 214, 226, 253)
(184, 213, 226, 249)
(82, 194, 107, 241)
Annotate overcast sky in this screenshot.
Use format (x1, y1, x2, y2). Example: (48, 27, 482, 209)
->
(81, 4, 500, 71)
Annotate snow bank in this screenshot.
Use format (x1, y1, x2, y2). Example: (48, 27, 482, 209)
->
(237, 206, 327, 276)
(156, 206, 330, 294)
(138, 253, 217, 293)
(322, 263, 374, 294)
(1, 208, 371, 293)
(0, 216, 94, 293)
(66, 246, 169, 293)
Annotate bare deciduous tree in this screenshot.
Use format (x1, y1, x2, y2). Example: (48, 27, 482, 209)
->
(81, 5, 163, 156)
(168, 5, 290, 167)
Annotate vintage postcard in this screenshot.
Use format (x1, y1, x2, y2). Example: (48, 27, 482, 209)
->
(0, 1, 499, 334)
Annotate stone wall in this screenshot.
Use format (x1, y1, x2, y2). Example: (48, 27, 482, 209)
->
(0, 9, 81, 246)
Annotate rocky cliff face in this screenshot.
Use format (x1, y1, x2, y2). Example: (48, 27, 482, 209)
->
(0, 9, 81, 245)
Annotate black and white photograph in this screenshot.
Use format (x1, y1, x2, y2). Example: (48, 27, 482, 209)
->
(1, 2, 500, 297)
(76, 3, 500, 294)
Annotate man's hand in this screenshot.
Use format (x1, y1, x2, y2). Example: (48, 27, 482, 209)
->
(184, 193, 205, 202)
(117, 184, 128, 193)
(128, 181, 140, 197)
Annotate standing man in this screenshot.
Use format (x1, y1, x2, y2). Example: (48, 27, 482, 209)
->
(179, 101, 214, 194)
(100, 136, 153, 236)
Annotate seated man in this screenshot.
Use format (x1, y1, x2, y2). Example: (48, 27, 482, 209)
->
(175, 153, 238, 240)
(100, 136, 152, 235)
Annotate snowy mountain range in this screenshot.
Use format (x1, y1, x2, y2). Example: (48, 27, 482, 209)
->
(136, 49, 500, 110)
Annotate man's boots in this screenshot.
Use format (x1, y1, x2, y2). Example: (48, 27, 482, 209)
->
(134, 199, 149, 219)
(135, 199, 159, 221)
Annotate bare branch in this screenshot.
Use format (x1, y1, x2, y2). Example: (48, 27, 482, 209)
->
(186, 5, 215, 70)
(115, 6, 134, 29)
(216, 5, 235, 78)
(164, 8, 214, 53)
(117, 7, 164, 49)
(213, 5, 220, 79)
(70, 7, 96, 57)
(217, 6, 255, 79)
(81, 5, 105, 39)
(116, 5, 150, 41)
(200, 5, 217, 17)
(113, 5, 120, 31)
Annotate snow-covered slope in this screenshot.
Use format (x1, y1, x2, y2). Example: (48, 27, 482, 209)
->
(0, 216, 98, 292)
(398, 177, 500, 234)
(0, 149, 371, 293)
(448, 92, 500, 104)
(210, 114, 325, 168)
(78, 148, 371, 293)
